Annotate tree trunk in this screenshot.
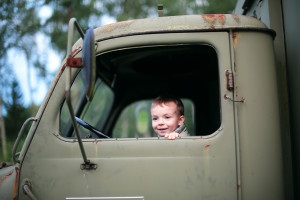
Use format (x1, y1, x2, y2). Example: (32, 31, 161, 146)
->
(0, 96, 7, 160)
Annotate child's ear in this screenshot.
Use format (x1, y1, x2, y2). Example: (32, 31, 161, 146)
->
(179, 115, 185, 125)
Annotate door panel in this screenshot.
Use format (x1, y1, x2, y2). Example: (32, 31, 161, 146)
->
(18, 32, 236, 200)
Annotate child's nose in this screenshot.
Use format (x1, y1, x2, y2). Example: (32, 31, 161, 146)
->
(158, 118, 165, 124)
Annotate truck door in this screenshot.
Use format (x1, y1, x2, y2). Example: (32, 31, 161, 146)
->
(18, 31, 238, 200)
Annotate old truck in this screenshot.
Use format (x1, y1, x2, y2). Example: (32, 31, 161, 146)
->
(0, 5, 294, 200)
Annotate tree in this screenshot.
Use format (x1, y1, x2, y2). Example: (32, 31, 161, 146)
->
(43, 0, 236, 54)
(43, 0, 104, 54)
(4, 79, 31, 141)
(0, 96, 7, 160)
(0, 0, 44, 161)
(0, 0, 46, 103)
(1, 78, 33, 161)
(202, 0, 237, 14)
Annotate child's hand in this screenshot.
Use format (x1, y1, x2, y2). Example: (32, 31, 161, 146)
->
(164, 132, 180, 140)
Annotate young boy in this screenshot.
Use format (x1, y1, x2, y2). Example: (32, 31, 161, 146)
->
(151, 95, 189, 140)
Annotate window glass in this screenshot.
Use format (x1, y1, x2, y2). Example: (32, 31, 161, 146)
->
(60, 69, 114, 138)
(113, 99, 195, 138)
(60, 70, 85, 137)
(78, 80, 113, 138)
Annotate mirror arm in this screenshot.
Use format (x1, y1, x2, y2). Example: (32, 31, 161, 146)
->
(65, 91, 97, 170)
(65, 18, 97, 170)
(74, 20, 85, 39)
(67, 18, 84, 56)
(65, 91, 88, 164)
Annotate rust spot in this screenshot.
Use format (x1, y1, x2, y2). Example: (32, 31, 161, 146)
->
(71, 46, 82, 56)
(0, 166, 19, 200)
(202, 14, 218, 20)
(202, 14, 226, 28)
(232, 32, 239, 48)
(13, 167, 19, 200)
(202, 14, 217, 28)
(67, 57, 83, 68)
(217, 14, 226, 25)
(0, 168, 14, 184)
(204, 145, 210, 149)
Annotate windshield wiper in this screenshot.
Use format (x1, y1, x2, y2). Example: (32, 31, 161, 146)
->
(75, 117, 110, 138)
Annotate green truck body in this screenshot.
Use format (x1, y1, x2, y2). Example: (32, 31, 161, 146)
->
(0, 12, 292, 200)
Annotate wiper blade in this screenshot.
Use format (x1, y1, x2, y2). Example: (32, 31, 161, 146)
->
(75, 117, 110, 138)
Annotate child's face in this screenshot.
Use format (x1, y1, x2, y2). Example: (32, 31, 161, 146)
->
(151, 102, 184, 137)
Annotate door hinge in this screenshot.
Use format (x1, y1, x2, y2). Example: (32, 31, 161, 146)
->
(226, 70, 234, 91)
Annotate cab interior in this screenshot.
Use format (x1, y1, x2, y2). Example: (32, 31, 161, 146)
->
(95, 44, 221, 136)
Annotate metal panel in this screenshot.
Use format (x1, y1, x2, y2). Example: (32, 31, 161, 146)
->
(18, 32, 237, 200)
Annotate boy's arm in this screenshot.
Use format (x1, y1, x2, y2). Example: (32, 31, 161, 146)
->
(164, 124, 189, 140)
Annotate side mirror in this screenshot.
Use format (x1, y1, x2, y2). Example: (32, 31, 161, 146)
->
(82, 27, 96, 101)
(66, 18, 96, 101)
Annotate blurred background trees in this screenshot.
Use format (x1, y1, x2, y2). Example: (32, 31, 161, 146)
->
(0, 0, 236, 161)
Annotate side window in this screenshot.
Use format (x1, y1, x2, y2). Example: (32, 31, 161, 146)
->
(60, 71, 86, 137)
(99, 44, 221, 136)
(76, 80, 114, 138)
(60, 69, 114, 138)
(112, 99, 195, 138)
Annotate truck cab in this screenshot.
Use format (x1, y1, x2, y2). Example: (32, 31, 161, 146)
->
(0, 14, 287, 200)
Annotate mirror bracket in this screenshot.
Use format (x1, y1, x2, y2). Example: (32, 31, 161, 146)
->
(66, 57, 83, 68)
(80, 161, 98, 170)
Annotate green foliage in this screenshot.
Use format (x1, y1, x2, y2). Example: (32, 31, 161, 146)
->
(0, 139, 14, 163)
(4, 79, 32, 140)
(137, 109, 150, 133)
(0, 0, 45, 106)
(42, 0, 237, 54)
(202, 0, 237, 14)
(1, 78, 33, 162)
(103, 0, 203, 21)
(0, 0, 41, 62)
(43, 0, 103, 53)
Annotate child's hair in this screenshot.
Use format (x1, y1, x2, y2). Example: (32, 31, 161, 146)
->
(152, 94, 184, 116)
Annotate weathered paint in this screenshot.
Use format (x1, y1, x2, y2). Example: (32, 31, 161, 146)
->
(0, 13, 286, 200)
(83, 14, 273, 45)
(0, 165, 19, 200)
(202, 14, 228, 27)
